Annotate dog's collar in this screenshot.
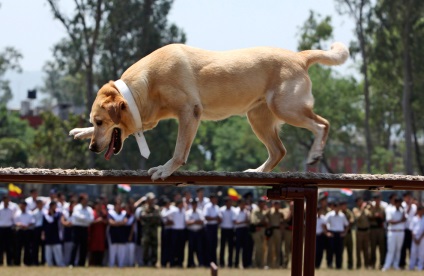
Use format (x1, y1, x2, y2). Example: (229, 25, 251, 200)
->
(114, 79, 150, 159)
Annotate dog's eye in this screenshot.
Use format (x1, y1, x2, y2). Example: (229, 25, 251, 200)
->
(96, 120, 103, 126)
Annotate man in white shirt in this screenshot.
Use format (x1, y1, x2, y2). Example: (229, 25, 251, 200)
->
(186, 199, 205, 267)
(315, 208, 327, 269)
(409, 206, 424, 271)
(382, 197, 406, 271)
(203, 194, 221, 265)
(233, 199, 250, 268)
(14, 200, 35, 266)
(400, 191, 417, 269)
(169, 199, 186, 267)
(324, 201, 349, 269)
(159, 197, 175, 268)
(0, 196, 16, 266)
(25, 188, 39, 212)
(196, 188, 210, 211)
(108, 202, 128, 267)
(31, 199, 45, 265)
(219, 197, 235, 268)
(70, 194, 94, 267)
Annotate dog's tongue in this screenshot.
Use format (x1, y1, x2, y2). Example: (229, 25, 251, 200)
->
(104, 130, 116, 160)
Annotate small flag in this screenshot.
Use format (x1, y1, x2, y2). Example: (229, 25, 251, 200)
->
(228, 188, 240, 201)
(8, 183, 22, 198)
(117, 184, 131, 193)
(340, 188, 353, 197)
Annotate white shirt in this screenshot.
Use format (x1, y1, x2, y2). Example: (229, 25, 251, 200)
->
(161, 205, 177, 229)
(169, 208, 186, 230)
(317, 215, 326, 235)
(31, 208, 45, 227)
(233, 207, 249, 229)
(108, 209, 127, 222)
(324, 210, 348, 232)
(196, 197, 210, 210)
(0, 204, 15, 227)
(415, 216, 424, 239)
(386, 207, 406, 231)
(14, 210, 35, 227)
(25, 196, 39, 211)
(185, 208, 204, 231)
(409, 215, 422, 236)
(203, 202, 220, 225)
(71, 204, 94, 227)
(402, 202, 417, 229)
(220, 206, 235, 229)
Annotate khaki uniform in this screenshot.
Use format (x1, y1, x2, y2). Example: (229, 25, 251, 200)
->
(250, 207, 268, 268)
(342, 208, 354, 269)
(353, 206, 371, 268)
(140, 204, 161, 266)
(266, 208, 284, 268)
(369, 204, 386, 269)
(281, 207, 293, 268)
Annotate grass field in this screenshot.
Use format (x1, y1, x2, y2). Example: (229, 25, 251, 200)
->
(0, 267, 418, 276)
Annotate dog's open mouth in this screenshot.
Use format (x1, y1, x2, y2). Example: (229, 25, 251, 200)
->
(105, 128, 122, 160)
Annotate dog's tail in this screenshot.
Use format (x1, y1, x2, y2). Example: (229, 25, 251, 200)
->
(300, 42, 349, 68)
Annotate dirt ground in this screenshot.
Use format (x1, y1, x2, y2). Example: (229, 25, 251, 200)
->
(0, 267, 418, 276)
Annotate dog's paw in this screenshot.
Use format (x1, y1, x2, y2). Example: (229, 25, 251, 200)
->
(306, 152, 322, 165)
(69, 127, 94, 140)
(244, 168, 262, 173)
(148, 166, 172, 181)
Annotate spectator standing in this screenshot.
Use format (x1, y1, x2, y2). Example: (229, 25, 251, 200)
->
(124, 204, 136, 267)
(169, 199, 186, 267)
(196, 188, 210, 211)
(315, 208, 327, 269)
(203, 194, 221, 265)
(70, 194, 94, 267)
(340, 200, 354, 270)
(233, 199, 251, 269)
(140, 192, 161, 267)
(108, 203, 127, 267)
(219, 197, 235, 268)
(0, 196, 15, 266)
(31, 199, 45, 266)
(266, 200, 284, 268)
(382, 198, 406, 271)
(88, 199, 107, 266)
(353, 198, 371, 269)
(282, 201, 294, 268)
(324, 201, 349, 269)
(25, 189, 39, 212)
(42, 201, 64, 267)
(160, 197, 174, 267)
(400, 192, 417, 269)
(185, 199, 205, 268)
(369, 193, 386, 269)
(409, 206, 424, 271)
(250, 199, 268, 269)
(14, 200, 35, 266)
(61, 200, 76, 266)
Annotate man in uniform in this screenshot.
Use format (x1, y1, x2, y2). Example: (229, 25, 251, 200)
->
(353, 197, 371, 269)
(340, 200, 354, 269)
(369, 193, 386, 269)
(140, 192, 161, 267)
(282, 201, 294, 268)
(266, 200, 284, 268)
(250, 199, 268, 269)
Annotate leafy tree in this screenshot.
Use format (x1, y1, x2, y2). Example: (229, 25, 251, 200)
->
(0, 47, 22, 105)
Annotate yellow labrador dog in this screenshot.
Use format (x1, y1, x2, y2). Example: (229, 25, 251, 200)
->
(70, 43, 349, 180)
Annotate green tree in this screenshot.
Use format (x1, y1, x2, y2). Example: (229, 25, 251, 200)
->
(0, 47, 22, 105)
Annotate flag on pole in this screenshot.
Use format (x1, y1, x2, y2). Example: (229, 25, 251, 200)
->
(228, 188, 240, 201)
(8, 183, 22, 197)
(340, 188, 353, 197)
(117, 184, 131, 193)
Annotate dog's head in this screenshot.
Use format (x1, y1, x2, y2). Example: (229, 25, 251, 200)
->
(88, 81, 136, 160)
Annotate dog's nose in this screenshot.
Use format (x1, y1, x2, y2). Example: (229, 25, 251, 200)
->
(89, 143, 98, 152)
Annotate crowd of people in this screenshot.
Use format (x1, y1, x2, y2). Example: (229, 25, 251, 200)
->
(317, 191, 424, 271)
(0, 187, 423, 271)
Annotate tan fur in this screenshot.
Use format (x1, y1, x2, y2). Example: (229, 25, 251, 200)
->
(70, 42, 349, 180)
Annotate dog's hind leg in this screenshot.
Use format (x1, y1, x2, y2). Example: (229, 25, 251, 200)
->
(268, 79, 330, 165)
(244, 103, 286, 172)
(148, 104, 202, 181)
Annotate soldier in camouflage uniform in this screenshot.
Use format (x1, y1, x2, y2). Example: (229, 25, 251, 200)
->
(140, 192, 161, 267)
(340, 200, 354, 269)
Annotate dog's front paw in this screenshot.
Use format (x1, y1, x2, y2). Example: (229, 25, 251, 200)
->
(69, 127, 94, 140)
(148, 166, 172, 181)
(307, 151, 322, 165)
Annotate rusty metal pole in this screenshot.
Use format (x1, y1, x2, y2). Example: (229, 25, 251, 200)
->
(303, 187, 318, 276)
(292, 198, 305, 276)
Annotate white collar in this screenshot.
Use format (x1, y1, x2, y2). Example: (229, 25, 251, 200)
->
(114, 79, 150, 159)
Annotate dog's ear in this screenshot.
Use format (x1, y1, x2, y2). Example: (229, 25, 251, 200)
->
(103, 100, 126, 125)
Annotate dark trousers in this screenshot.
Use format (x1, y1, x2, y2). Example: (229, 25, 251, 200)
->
(328, 232, 344, 269)
(0, 227, 14, 266)
(219, 228, 234, 267)
(234, 227, 250, 268)
(171, 229, 185, 267)
(399, 229, 412, 268)
(161, 227, 172, 267)
(70, 226, 88, 267)
(89, 251, 104, 266)
(205, 224, 218, 265)
(15, 229, 33, 266)
(32, 226, 44, 265)
(187, 229, 204, 267)
(315, 233, 326, 268)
